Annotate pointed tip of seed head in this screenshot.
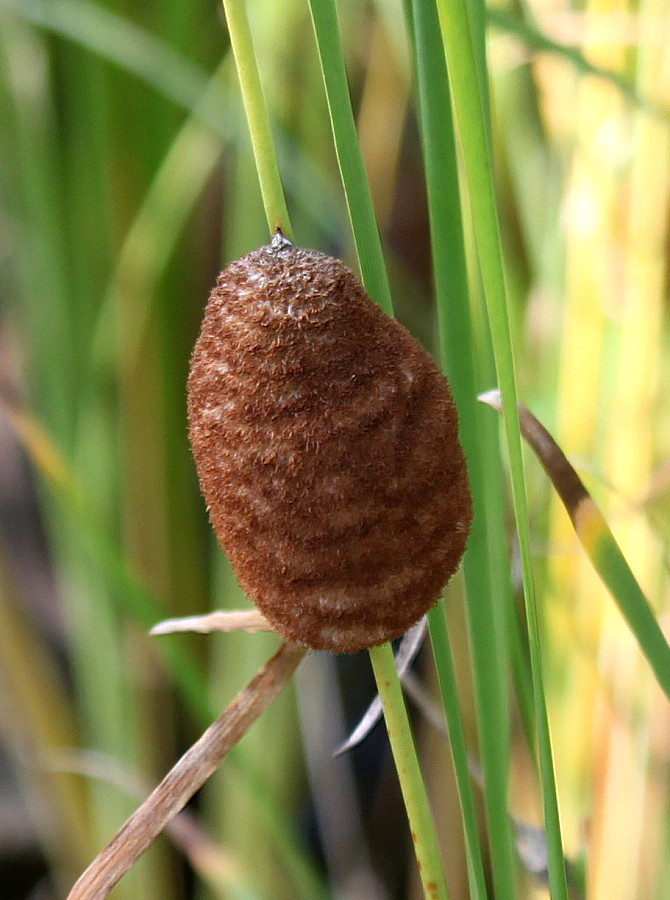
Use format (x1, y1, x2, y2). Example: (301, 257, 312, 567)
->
(271, 228, 293, 253)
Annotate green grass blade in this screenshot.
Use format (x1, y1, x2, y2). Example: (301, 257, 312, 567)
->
(593, 536, 670, 695)
(407, 0, 508, 893)
(483, 392, 670, 698)
(0, 16, 76, 448)
(306, 0, 392, 313)
(220, 0, 291, 235)
(369, 643, 449, 900)
(427, 605, 488, 899)
(434, 0, 569, 895)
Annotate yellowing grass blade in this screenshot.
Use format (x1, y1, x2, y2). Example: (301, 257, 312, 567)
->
(480, 390, 670, 699)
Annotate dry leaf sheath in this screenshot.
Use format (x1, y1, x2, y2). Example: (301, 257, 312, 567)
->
(66, 641, 305, 900)
(188, 231, 472, 652)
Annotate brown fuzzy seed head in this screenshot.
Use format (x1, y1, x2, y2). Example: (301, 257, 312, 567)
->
(187, 233, 472, 653)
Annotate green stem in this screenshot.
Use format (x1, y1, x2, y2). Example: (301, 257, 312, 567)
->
(369, 642, 449, 900)
(306, 0, 392, 314)
(427, 605, 487, 899)
(434, 0, 568, 895)
(220, 0, 291, 236)
(406, 0, 515, 889)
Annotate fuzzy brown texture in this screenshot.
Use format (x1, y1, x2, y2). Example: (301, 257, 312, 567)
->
(187, 233, 472, 652)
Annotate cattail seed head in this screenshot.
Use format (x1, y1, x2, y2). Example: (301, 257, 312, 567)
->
(187, 232, 472, 653)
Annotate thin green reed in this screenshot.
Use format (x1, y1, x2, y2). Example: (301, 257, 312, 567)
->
(220, 0, 292, 233)
(434, 0, 569, 895)
(306, 0, 392, 313)
(407, 0, 515, 893)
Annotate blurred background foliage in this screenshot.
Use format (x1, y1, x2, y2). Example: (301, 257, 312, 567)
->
(0, 0, 668, 897)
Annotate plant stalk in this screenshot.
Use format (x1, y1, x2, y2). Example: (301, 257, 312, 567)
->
(369, 642, 449, 900)
(220, 0, 292, 236)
